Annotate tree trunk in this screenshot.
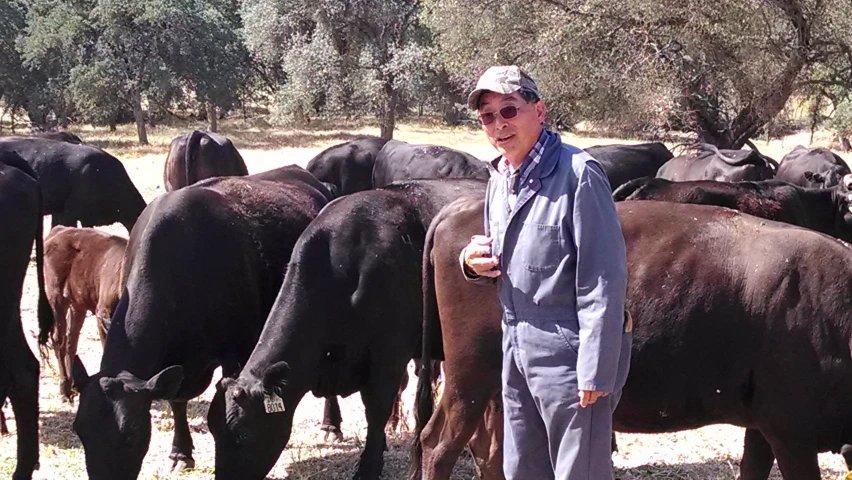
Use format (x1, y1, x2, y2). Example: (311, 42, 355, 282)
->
(133, 91, 148, 145)
(206, 103, 218, 133)
(379, 76, 397, 141)
(842, 136, 851, 153)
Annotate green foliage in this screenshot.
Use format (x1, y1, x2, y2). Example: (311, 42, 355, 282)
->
(830, 101, 852, 137)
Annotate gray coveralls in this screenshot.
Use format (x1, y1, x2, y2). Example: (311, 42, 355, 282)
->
(470, 131, 632, 480)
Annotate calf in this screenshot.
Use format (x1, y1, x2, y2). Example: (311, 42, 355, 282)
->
(208, 179, 486, 480)
(71, 172, 330, 480)
(0, 136, 146, 232)
(612, 176, 852, 242)
(163, 130, 248, 192)
(0, 151, 54, 480)
(44, 226, 127, 402)
(413, 199, 852, 480)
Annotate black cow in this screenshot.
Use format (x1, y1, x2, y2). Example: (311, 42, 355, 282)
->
(414, 199, 852, 480)
(70, 172, 330, 480)
(0, 151, 54, 480)
(32, 131, 84, 144)
(657, 144, 776, 182)
(0, 137, 146, 232)
(612, 176, 852, 242)
(584, 142, 674, 191)
(163, 130, 248, 192)
(208, 179, 486, 480)
(306, 136, 389, 197)
(372, 140, 489, 187)
(775, 145, 850, 188)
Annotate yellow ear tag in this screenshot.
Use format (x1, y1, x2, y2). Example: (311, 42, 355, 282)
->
(843, 471, 852, 480)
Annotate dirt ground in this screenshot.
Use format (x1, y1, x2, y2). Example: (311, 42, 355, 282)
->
(0, 120, 849, 479)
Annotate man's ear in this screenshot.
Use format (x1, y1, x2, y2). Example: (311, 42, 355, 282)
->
(535, 100, 546, 125)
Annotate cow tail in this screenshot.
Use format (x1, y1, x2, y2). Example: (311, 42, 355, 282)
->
(409, 214, 441, 480)
(612, 176, 651, 201)
(35, 184, 55, 350)
(185, 130, 203, 186)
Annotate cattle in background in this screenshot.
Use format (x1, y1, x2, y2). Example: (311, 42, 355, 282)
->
(612, 176, 852, 242)
(657, 144, 777, 182)
(413, 199, 852, 480)
(306, 136, 389, 197)
(775, 145, 850, 188)
(373, 140, 489, 187)
(163, 130, 248, 192)
(208, 179, 486, 480)
(584, 142, 674, 191)
(0, 151, 54, 480)
(71, 173, 330, 480)
(32, 131, 84, 144)
(44, 226, 127, 402)
(0, 137, 146, 232)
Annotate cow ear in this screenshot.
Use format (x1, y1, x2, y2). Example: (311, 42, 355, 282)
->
(71, 356, 91, 392)
(142, 365, 184, 400)
(261, 361, 290, 393)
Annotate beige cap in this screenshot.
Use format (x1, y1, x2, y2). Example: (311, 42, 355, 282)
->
(467, 65, 540, 110)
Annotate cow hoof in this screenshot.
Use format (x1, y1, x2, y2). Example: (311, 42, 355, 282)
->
(170, 458, 195, 472)
(322, 427, 344, 443)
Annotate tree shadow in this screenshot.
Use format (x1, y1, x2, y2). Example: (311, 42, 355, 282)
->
(615, 460, 746, 479)
(150, 398, 211, 434)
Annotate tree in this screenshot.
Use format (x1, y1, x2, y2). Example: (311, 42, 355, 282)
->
(241, 0, 436, 139)
(427, 0, 852, 148)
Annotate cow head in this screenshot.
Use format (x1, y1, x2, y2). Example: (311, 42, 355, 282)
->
(71, 356, 183, 480)
(805, 167, 848, 189)
(209, 361, 296, 480)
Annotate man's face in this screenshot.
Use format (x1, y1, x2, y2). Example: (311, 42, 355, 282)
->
(478, 91, 545, 167)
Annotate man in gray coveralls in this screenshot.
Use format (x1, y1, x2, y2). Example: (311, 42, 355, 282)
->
(461, 65, 633, 480)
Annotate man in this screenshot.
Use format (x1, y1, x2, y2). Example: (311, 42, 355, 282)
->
(461, 65, 631, 479)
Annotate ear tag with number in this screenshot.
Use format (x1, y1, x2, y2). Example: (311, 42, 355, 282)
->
(264, 394, 285, 414)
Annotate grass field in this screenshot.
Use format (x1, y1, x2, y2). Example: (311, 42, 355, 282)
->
(0, 119, 849, 479)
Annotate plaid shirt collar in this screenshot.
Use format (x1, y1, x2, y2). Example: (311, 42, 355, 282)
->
(498, 128, 552, 178)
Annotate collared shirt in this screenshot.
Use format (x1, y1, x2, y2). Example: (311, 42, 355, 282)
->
(498, 128, 555, 211)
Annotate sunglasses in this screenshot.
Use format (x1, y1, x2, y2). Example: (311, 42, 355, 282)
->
(479, 105, 521, 126)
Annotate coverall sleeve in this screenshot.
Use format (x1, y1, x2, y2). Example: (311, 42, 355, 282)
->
(571, 160, 628, 392)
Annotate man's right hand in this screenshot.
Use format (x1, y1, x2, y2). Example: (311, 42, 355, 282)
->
(463, 235, 501, 278)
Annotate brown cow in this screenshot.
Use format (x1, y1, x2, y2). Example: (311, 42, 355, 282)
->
(44, 226, 127, 401)
(163, 131, 248, 191)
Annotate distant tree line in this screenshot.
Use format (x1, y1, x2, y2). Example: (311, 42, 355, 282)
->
(1, 0, 852, 147)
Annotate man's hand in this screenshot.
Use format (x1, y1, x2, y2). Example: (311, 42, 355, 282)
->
(579, 390, 609, 408)
(463, 235, 501, 278)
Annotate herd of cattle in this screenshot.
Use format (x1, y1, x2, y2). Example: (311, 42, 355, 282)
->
(0, 130, 851, 480)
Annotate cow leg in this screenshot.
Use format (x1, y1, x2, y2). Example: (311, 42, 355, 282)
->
(95, 315, 108, 347)
(168, 401, 195, 471)
(322, 397, 344, 442)
(7, 339, 40, 480)
(419, 367, 500, 480)
(739, 428, 775, 480)
(768, 438, 820, 480)
(0, 406, 8, 435)
(50, 303, 70, 401)
(386, 368, 409, 434)
(63, 306, 86, 401)
(466, 396, 504, 480)
(353, 374, 402, 480)
(842, 444, 852, 470)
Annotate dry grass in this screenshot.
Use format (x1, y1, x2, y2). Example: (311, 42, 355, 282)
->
(1, 120, 850, 479)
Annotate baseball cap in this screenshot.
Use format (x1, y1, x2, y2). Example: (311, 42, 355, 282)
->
(467, 65, 541, 110)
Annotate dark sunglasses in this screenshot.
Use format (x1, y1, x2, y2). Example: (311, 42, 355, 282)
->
(479, 105, 520, 126)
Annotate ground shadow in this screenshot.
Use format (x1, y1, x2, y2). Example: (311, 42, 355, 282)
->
(276, 433, 479, 480)
(615, 460, 747, 479)
(39, 409, 80, 449)
(150, 398, 211, 434)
